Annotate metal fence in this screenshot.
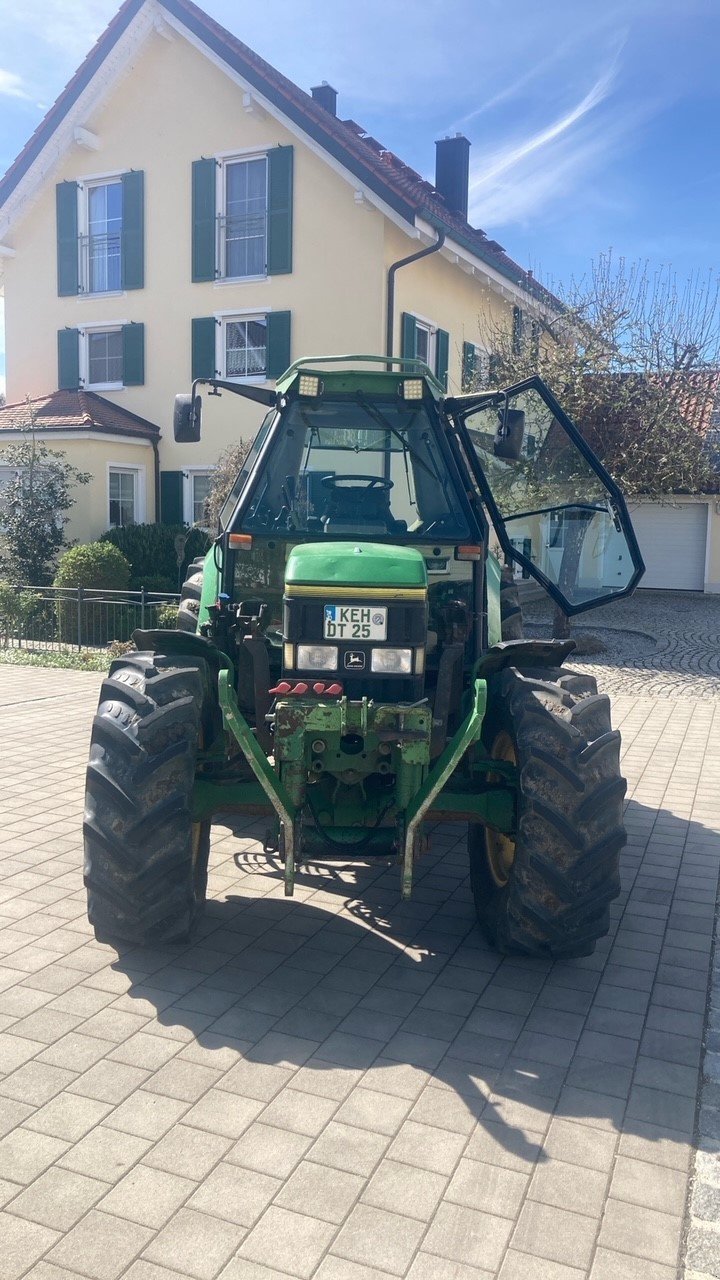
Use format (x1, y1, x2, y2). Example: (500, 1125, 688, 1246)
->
(0, 584, 181, 653)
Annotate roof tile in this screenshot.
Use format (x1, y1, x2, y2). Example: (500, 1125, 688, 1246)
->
(0, 390, 160, 440)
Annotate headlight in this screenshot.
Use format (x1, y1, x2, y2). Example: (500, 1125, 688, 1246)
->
(297, 644, 338, 671)
(371, 647, 412, 674)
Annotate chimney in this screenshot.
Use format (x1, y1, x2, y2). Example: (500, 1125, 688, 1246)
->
(311, 82, 338, 116)
(434, 134, 470, 219)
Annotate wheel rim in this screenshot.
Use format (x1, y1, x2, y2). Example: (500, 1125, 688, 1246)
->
(484, 730, 517, 888)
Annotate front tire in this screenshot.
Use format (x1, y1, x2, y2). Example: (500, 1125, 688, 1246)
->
(84, 652, 212, 945)
(469, 666, 625, 958)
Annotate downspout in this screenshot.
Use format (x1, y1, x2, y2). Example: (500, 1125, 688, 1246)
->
(385, 227, 446, 363)
(152, 436, 161, 523)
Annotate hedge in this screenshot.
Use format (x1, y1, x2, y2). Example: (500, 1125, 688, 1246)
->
(100, 524, 210, 592)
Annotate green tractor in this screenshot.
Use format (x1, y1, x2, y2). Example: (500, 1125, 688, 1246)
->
(84, 356, 643, 957)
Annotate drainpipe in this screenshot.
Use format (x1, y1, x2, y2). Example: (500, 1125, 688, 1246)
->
(152, 436, 161, 523)
(385, 227, 446, 363)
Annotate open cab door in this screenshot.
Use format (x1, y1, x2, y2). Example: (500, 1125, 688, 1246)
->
(448, 375, 644, 616)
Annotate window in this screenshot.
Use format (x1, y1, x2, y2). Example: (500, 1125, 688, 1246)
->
(86, 328, 123, 388)
(414, 322, 434, 368)
(241, 398, 472, 540)
(108, 468, 137, 527)
(221, 315, 267, 379)
(220, 156, 267, 279)
(82, 180, 122, 293)
(183, 469, 214, 527)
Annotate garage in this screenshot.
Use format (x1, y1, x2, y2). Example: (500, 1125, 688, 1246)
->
(629, 501, 708, 591)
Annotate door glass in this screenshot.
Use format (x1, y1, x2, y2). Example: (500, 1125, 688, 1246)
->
(459, 382, 641, 610)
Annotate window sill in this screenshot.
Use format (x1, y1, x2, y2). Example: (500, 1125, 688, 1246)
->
(221, 374, 267, 385)
(86, 383, 124, 392)
(77, 290, 126, 301)
(214, 275, 268, 287)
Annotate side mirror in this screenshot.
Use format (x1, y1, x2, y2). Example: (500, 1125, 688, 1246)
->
(174, 393, 202, 443)
(494, 408, 525, 461)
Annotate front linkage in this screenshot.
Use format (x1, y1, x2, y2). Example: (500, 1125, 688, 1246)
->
(197, 664, 515, 899)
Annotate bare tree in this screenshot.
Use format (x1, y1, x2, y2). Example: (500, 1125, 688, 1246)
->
(203, 440, 252, 531)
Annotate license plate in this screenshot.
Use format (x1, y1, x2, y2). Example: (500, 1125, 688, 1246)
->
(323, 604, 387, 640)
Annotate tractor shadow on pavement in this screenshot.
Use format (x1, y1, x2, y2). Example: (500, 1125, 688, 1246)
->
(107, 798, 712, 1174)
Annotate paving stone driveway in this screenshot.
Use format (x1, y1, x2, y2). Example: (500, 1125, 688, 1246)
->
(0, 665, 718, 1280)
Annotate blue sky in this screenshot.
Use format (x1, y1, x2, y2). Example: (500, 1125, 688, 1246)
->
(1, 0, 720, 393)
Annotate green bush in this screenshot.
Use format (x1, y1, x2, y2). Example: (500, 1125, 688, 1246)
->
(100, 524, 209, 591)
(0, 583, 44, 646)
(154, 603, 180, 629)
(54, 542, 132, 644)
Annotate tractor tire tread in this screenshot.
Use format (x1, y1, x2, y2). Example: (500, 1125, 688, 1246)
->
(84, 654, 212, 946)
(469, 664, 625, 958)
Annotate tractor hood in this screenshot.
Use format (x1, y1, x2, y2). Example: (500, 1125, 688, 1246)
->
(285, 542, 427, 590)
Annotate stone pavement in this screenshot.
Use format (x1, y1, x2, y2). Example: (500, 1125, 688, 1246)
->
(0, 665, 718, 1280)
(524, 589, 720, 699)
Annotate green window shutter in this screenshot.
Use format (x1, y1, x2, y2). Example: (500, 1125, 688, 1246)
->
(267, 146, 293, 275)
(530, 319, 540, 363)
(266, 310, 291, 379)
(436, 329, 449, 389)
(121, 170, 144, 290)
(122, 323, 145, 385)
(160, 471, 184, 524)
(462, 341, 476, 390)
(192, 317, 217, 380)
(191, 158, 217, 282)
(56, 182, 79, 297)
(512, 305, 524, 355)
(401, 312, 417, 362)
(57, 328, 80, 389)
(488, 352, 501, 385)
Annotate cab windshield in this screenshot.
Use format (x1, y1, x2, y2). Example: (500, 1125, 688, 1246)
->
(239, 395, 471, 540)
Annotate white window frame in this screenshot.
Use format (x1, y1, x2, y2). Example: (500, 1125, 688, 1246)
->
(215, 308, 270, 383)
(413, 315, 437, 371)
(182, 466, 215, 527)
(80, 322, 126, 391)
(217, 150, 269, 283)
(106, 463, 146, 529)
(78, 172, 124, 298)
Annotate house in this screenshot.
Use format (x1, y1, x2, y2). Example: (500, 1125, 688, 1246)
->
(0, 0, 554, 546)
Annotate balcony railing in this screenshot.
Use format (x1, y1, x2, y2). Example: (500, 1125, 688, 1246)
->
(216, 212, 266, 280)
(78, 232, 122, 294)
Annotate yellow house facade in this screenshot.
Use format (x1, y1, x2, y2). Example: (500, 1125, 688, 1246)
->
(0, 0, 562, 548)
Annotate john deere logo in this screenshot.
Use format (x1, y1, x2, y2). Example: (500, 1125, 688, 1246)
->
(344, 651, 366, 670)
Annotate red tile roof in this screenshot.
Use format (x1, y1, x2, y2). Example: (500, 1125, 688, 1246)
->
(0, 0, 559, 311)
(0, 390, 159, 440)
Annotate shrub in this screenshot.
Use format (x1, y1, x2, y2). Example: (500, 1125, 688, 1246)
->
(154, 603, 180, 629)
(100, 524, 210, 591)
(54, 542, 132, 644)
(0, 583, 43, 645)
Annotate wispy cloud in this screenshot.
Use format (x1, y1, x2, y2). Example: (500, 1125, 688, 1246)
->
(0, 71, 30, 101)
(466, 44, 644, 230)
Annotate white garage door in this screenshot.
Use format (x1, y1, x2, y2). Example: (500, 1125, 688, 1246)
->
(630, 503, 708, 590)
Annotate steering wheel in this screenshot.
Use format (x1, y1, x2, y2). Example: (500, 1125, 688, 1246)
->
(321, 474, 394, 491)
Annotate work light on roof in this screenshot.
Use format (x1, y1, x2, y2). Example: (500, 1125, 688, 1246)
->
(298, 374, 321, 398)
(401, 379, 424, 400)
